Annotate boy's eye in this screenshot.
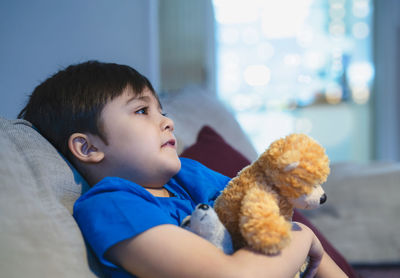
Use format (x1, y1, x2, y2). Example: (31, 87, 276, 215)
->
(135, 107, 148, 115)
(161, 112, 168, 117)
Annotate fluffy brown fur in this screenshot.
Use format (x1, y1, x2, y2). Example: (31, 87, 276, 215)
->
(214, 133, 330, 254)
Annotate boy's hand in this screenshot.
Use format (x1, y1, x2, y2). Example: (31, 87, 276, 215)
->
(305, 231, 323, 277)
(292, 222, 324, 278)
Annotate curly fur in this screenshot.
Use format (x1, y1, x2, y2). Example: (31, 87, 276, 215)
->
(214, 134, 330, 255)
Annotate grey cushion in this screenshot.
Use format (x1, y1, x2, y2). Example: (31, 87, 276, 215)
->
(302, 162, 400, 264)
(160, 86, 258, 162)
(0, 118, 100, 278)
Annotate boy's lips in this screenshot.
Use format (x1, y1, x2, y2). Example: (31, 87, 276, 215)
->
(161, 139, 176, 148)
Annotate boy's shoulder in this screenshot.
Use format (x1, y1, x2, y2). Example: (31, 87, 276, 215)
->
(75, 176, 150, 206)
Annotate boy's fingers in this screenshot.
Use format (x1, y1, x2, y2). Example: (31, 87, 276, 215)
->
(304, 257, 322, 278)
(304, 234, 323, 278)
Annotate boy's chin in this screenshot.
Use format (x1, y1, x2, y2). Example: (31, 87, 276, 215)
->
(169, 157, 182, 175)
(160, 156, 181, 177)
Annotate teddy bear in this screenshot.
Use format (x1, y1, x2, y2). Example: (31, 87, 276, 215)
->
(181, 203, 234, 254)
(213, 133, 330, 255)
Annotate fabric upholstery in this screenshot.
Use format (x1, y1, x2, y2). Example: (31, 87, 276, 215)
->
(160, 85, 258, 162)
(181, 125, 250, 178)
(0, 118, 100, 278)
(303, 161, 400, 264)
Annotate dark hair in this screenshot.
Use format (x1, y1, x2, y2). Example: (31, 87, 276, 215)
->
(18, 60, 158, 159)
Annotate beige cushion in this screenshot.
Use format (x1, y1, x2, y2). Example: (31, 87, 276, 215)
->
(302, 161, 400, 264)
(160, 86, 258, 162)
(0, 118, 99, 278)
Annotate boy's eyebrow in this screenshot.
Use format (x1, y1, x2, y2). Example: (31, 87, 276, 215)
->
(125, 94, 162, 110)
(125, 95, 151, 105)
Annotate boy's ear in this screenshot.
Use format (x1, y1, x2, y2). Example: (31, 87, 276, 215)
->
(68, 133, 104, 163)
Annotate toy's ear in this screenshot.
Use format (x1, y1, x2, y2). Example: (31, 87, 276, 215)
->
(68, 133, 105, 163)
(181, 215, 191, 228)
(284, 161, 299, 172)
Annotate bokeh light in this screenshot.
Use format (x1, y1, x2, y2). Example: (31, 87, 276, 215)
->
(243, 65, 271, 86)
(352, 0, 370, 18)
(325, 82, 343, 104)
(256, 42, 275, 61)
(284, 54, 302, 67)
(241, 28, 260, 45)
(213, 0, 259, 24)
(261, 0, 312, 39)
(351, 85, 370, 104)
(352, 22, 370, 39)
(347, 62, 374, 86)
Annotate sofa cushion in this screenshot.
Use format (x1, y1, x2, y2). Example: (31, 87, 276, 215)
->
(0, 118, 99, 278)
(302, 161, 400, 265)
(1, 119, 90, 213)
(160, 85, 258, 162)
(181, 125, 251, 178)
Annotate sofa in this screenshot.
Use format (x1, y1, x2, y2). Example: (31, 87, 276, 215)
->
(1, 86, 399, 277)
(0, 117, 100, 278)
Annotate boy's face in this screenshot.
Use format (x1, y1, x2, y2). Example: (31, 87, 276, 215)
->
(94, 86, 181, 188)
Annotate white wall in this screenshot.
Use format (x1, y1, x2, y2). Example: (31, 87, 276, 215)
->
(0, 0, 159, 119)
(159, 0, 215, 93)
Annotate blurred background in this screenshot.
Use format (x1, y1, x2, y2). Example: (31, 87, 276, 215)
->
(0, 0, 399, 164)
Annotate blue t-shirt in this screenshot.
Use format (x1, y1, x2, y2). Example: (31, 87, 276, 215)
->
(73, 158, 230, 277)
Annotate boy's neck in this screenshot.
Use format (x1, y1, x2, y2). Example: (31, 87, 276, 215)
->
(145, 187, 172, 198)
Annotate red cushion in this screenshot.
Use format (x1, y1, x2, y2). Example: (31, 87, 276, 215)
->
(180, 125, 250, 178)
(180, 125, 358, 278)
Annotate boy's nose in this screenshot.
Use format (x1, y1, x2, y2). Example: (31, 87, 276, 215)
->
(162, 115, 174, 131)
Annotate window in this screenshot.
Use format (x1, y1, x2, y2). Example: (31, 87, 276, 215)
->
(213, 0, 373, 162)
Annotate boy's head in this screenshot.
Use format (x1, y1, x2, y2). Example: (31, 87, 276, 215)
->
(19, 61, 181, 186)
(19, 61, 156, 159)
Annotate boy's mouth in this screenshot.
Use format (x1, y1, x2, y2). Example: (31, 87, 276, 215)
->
(161, 139, 176, 148)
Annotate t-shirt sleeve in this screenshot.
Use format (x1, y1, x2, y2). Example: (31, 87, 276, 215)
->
(174, 158, 231, 206)
(73, 182, 175, 268)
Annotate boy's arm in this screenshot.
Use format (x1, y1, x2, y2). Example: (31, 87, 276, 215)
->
(105, 222, 323, 278)
(316, 252, 348, 278)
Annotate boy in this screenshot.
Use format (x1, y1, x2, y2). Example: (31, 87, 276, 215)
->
(19, 61, 346, 278)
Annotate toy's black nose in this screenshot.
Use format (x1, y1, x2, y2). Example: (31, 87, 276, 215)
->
(198, 204, 209, 210)
(320, 193, 327, 204)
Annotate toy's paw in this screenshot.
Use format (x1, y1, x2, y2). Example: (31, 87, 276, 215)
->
(181, 204, 234, 254)
(239, 187, 292, 254)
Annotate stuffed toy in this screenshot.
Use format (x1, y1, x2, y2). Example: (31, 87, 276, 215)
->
(181, 203, 234, 254)
(214, 133, 330, 255)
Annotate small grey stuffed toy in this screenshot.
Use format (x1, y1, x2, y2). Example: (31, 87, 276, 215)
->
(181, 203, 234, 255)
